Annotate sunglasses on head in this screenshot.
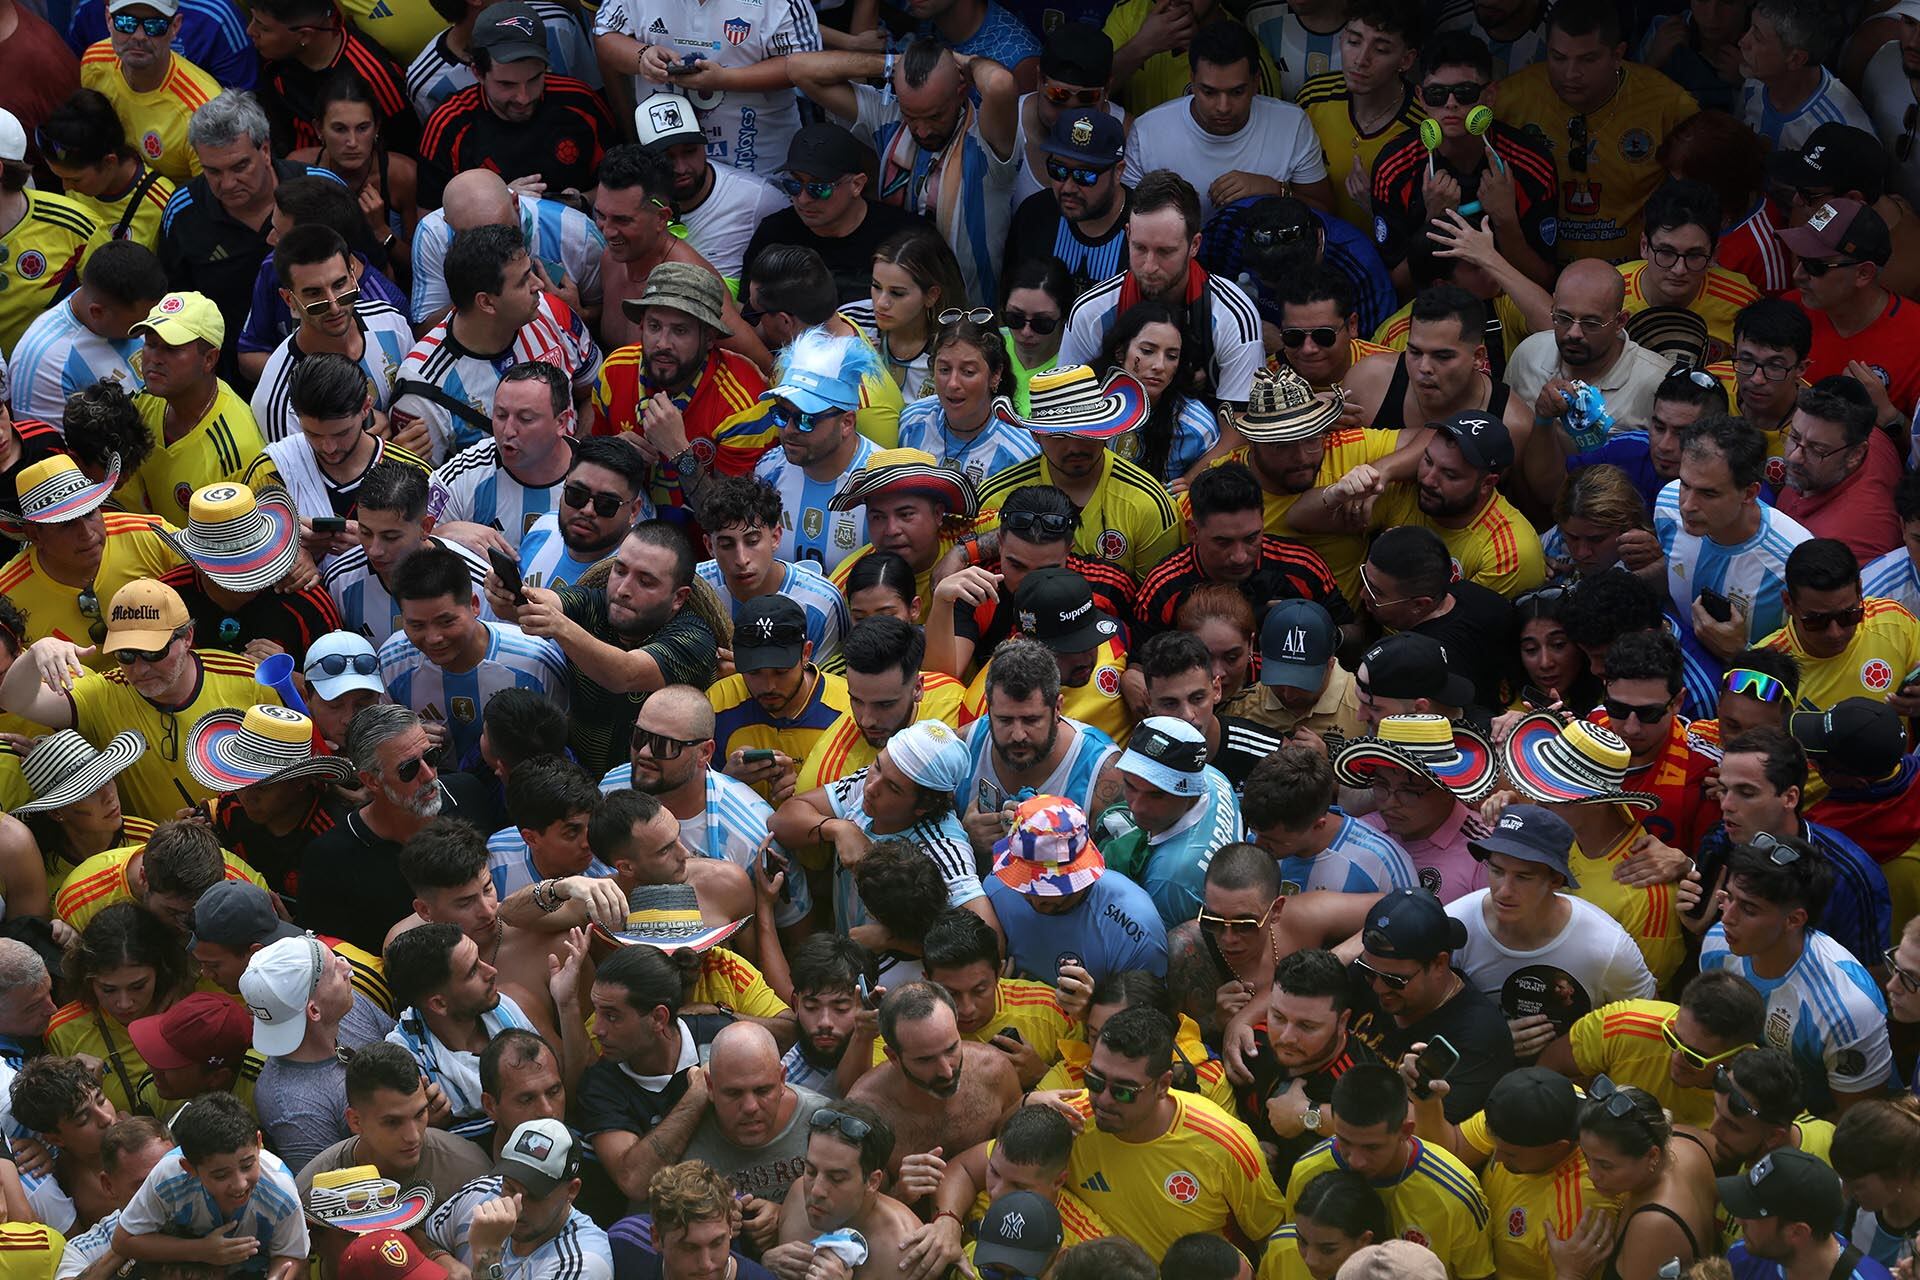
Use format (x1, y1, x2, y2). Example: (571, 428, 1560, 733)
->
(810, 1109, 873, 1142)
(1352, 957, 1412, 991)
(110, 11, 171, 34)
(394, 745, 443, 783)
(939, 307, 995, 327)
(1082, 1066, 1146, 1104)
(1566, 114, 1589, 174)
(309, 651, 379, 678)
(1001, 309, 1058, 335)
(1664, 358, 1715, 389)
(1723, 668, 1784, 703)
(1585, 1074, 1639, 1118)
(633, 726, 707, 759)
(564, 481, 626, 518)
(1249, 223, 1311, 248)
(776, 176, 839, 201)
(1602, 695, 1672, 724)
(1799, 257, 1862, 277)
(76, 585, 108, 647)
(1000, 510, 1075, 540)
(1419, 81, 1483, 106)
(1045, 157, 1108, 187)
(1042, 84, 1103, 106)
(1197, 902, 1274, 935)
(1884, 945, 1920, 992)
(1795, 603, 1864, 631)
(1745, 831, 1801, 867)
(1280, 327, 1339, 350)
(34, 128, 77, 163)
(1661, 1014, 1750, 1071)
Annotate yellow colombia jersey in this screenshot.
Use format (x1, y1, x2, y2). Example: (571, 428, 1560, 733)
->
(1761, 597, 1920, 712)
(47, 997, 152, 1114)
(1459, 1111, 1615, 1280)
(1258, 1226, 1318, 1280)
(0, 190, 105, 356)
(978, 451, 1180, 582)
(0, 512, 181, 670)
(1374, 293, 1531, 370)
(866, 975, 1075, 1069)
(1068, 1091, 1286, 1262)
(1494, 62, 1698, 263)
(54, 843, 267, 931)
(63, 164, 175, 254)
(708, 668, 850, 805)
(1620, 261, 1760, 363)
(335, 0, 442, 61)
(1371, 484, 1548, 598)
(122, 380, 267, 527)
(0, 743, 28, 814)
(966, 1139, 1110, 1251)
(690, 945, 791, 1022)
(794, 672, 968, 796)
(1714, 1118, 1835, 1250)
(328, 936, 395, 1016)
(962, 639, 1131, 747)
(829, 526, 973, 626)
(79, 44, 219, 186)
(1570, 824, 1684, 985)
(0, 1223, 65, 1272)
(1102, 0, 1283, 113)
(69, 649, 281, 820)
(1568, 1000, 1714, 1129)
(45, 816, 158, 896)
(1296, 74, 1425, 233)
(1038, 1015, 1237, 1114)
(1286, 1138, 1494, 1279)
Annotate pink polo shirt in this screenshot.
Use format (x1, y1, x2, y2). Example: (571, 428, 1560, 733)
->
(1360, 803, 1489, 904)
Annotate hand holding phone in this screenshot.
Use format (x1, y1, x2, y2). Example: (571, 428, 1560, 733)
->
(757, 838, 792, 902)
(667, 53, 703, 74)
(1697, 589, 1733, 624)
(742, 748, 777, 765)
(487, 547, 527, 605)
(1410, 1035, 1460, 1099)
(311, 515, 347, 534)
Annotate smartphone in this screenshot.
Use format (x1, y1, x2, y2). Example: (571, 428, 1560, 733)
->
(667, 53, 703, 73)
(1901, 661, 1920, 692)
(1055, 951, 1082, 977)
(997, 1027, 1023, 1045)
(310, 515, 347, 534)
(856, 974, 875, 1008)
(976, 776, 1008, 815)
(1411, 1035, 1460, 1099)
(1519, 684, 1556, 712)
(758, 838, 791, 901)
(742, 748, 777, 764)
(1697, 589, 1733, 623)
(487, 546, 527, 605)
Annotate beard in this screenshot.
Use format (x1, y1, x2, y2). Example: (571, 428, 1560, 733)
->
(993, 716, 1061, 772)
(612, 596, 676, 643)
(798, 1028, 852, 1068)
(384, 780, 443, 818)
(901, 1055, 962, 1099)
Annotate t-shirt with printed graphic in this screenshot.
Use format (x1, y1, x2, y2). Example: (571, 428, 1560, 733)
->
(428, 439, 565, 549)
(751, 434, 876, 572)
(684, 1086, 831, 1201)
(1286, 1137, 1494, 1280)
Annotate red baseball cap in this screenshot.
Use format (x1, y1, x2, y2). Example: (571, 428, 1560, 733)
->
(127, 992, 251, 1072)
(338, 1232, 449, 1280)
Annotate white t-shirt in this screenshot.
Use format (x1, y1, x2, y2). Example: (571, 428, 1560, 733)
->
(1447, 890, 1657, 1026)
(1864, 39, 1920, 209)
(1122, 95, 1328, 222)
(682, 163, 788, 280)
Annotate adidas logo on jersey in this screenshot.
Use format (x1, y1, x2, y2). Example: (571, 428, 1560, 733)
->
(369, 0, 393, 16)
(648, 17, 669, 33)
(1080, 1172, 1111, 1193)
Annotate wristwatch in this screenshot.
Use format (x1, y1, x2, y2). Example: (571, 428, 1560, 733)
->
(486, 1264, 505, 1280)
(672, 447, 700, 477)
(1303, 1104, 1323, 1133)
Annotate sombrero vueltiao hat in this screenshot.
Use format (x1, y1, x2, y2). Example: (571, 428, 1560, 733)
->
(1624, 306, 1710, 366)
(594, 882, 750, 952)
(1332, 713, 1498, 804)
(991, 795, 1105, 897)
(306, 1165, 434, 1234)
(0, 453, 123, 530)
(186, 704, 355, 792)
(157, 482, 300, 592)
(1234, 366, 1344, 443)
(1007, 365, 1148, 440)
(1499, 712, 1659, 812)
(828, 447, 979, 519)
(9, 730, 146, 816)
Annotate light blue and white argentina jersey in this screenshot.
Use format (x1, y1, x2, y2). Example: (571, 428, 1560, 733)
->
(1653, 479, 1812, 648)
(520, 513, 628, 591)
(118, 1147, 309, 1266)
(9, 300, 141, 423)
(1274, 814, 1419, 896)
(694, 558, 848, 670)
(896, 395, 1039, 491)
(1862, 545, 1920, 618)
(386, 994, 538, 1140)
(409, 195, 606, 327)
(55, 1209, 118, 1280)
(427, 1176, 611, 1280)
(955, 715, 1117, 825)
(752, 433, 874, 571)
(827, 767, 982, 930)
(378, 619, 569, 765)
(1245, 0, 1343, 100)
(405, 2, 601, 121)
(486, 826, 616, 899)
(249, 300, 415, 443)
(323, 535, 492, 647)
(428, 439, 564, 544)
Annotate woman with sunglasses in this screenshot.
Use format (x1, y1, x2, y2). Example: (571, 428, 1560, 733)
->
(896, 313, 1034, 487)
(844, 552, 923, 625)
(856, 228, 970, 401)
(1260, 1170, 1391, 1280)
(1505, 588, 1599, 714)
(1831, 1099, 1920, 1270)
(1558, 1078, 1716, 1280)
(1096, 301, 1218, 487)
(999, 257, 1070, 413)
(47, 902, 195, 1114)
(288, 72, 418, 283)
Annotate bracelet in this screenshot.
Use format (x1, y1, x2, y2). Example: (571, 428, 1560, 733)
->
(533, 879, 562, 913)
(810, 817, 831, 844)
(933, 1210, 961, 1227)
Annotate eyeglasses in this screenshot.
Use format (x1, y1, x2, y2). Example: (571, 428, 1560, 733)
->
(1248, 223, 1311, 248)
(309, 651, 380, 678)
(1419, 81, 1484, 106)
(1001, 510, 1075, 540)
(110, 11, 171, 35)
(1549, 309, 1615, 331)
(1196, 901, 1275, 935)
(1723, 668, 1785, 703)
(299, 287, 359, 318)
(1044, 157, 1109, 187)
(776, 176, 841, 201)
(1664, 359, 1715, 389)
(1041, 83, 1103, 106)
(1352, 958, 1413, 991)
(1793, 602, 1864, 631)
(938, 307, 995, 326)
(1566, 114, 1588, 174)
(810, 1109, 873, 1142)
(1661, 1014, 1752, 1071)
(1648, 243, 1711, 272)
(564, 481, 627, 518)
(767, 400, 843, 434)
(1732, 354, 1796, 382)
(1884, 945, 1920, 992)
(160, 713, 179, 762)
(1585, 1074, 1638, 1118)
(1781, 427, 1852, 463)
(1746, 831, 1801, 866)
(633, 726, 707, 759)
(1082, 1066, 1146, 1104)
(1602, 695, 1673, 724)
(1357, 564, 1414, 609)
(1001, 309, 1058, 335)
(1799, 257, 1862, 278)
(76, 585, 108, 647)
(1370, 775, 1437, 805)
(1280, 327, 1339, 349)
(394, 745, 443, 783)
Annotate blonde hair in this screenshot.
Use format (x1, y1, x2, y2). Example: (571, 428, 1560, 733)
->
(648, 1161, 734, 1237)
(1555, 464, 1652, 534)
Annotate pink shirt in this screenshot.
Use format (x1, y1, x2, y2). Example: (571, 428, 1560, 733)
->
(1360, 803, 1488, 904)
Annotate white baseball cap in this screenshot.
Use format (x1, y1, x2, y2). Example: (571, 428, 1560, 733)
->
(0, 111, 25, 165)
(492, 1118, 580, 1196)
(304, 631, 386, 702)
(239, 934, 328, 1057)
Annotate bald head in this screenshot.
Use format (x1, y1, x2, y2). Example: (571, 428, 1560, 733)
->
(643, 684, 716, 739)
(706, 1023, 790, 1146)
(709, 1021, 782, 1079)
(444, 170, 518, 232)
(1551, 260, 1628, 369)
(1555, 259, 1627, 315)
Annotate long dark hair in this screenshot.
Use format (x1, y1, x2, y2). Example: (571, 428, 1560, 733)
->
(929, 316, 1015, 403)
(1506, 588, 1600, 714)
(63, 903, 193, 1018)
(1098, 300, 1203, 483)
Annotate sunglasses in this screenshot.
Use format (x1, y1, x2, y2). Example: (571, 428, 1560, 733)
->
(113, 641, 175, 666)
(1514, 585, 1570, 611)
(1663, 358, 1715, 389)
(1661, 1015, 1750, 1071)
(76, 585, 108, 647)
(309, 651, 379, 678)
(1197, 902, 1275, 935)
(810, 1109, 873, 1142)
(767, 400, 843, 434)
(1884, 945, 1920, 992)
(1041, 84, 1103, 106)
(1602, 695, 1672, 724)
(938, 307, 995, 326)
(1419, 81, 1483, 106)
(1044, 158, 1108, 187)
(1001, 510, 1075, 540)
(299, 287, 359, 318)
(160, 713, 179, 763)
(1794, 603, 1864, 631)
(1248, 223, 1311, 248)
(1352, 957, 1412, 991)
(564, 481, 627, 518)
(1280, 326, 1339, 349)
(34, 128, 77, 163)
(110, 11, 171, 34)
(1746, 831, 1801, 866)
(1723, 668, 1785, 703)
(1082, 1066, 1146, 1104)
(1711, 1063, 1787, 1125)
(1799, 257, 1862, 278)
(394, 745, 443, 783)
(1586, 1074, 1638, 1118)
(776, 176, 840, 200)
(1001, 309, 1058, 335)
(633, 726, 707, 759)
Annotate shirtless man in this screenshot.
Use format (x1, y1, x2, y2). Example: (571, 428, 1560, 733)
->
(846, 984, 1021, 1185)
(1342, 284, 1533, 454)
(765, 1098, 919, 1280)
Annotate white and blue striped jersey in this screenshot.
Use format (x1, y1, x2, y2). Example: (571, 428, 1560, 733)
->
(428, 439, 564, 545)
(779, 1042, 841, 1097)
(956, 715, 1118, 825)
(1276, 813, 1419, 896)
(1842, 1204, 1913, 1272)
(1653, 480, 1812, 648)
(752, 433, 874, 571)
(1699, 924, 1893, 1114)
(896, 395, 1039, 491)
(55, 1210, 116, 1280)
(387, 997, 538, 1141)
(323, 536, 492, 647)
(9, 299, 141, 423)
(1739, 68, 1874, 151)
(379, 619, 569, 766)
(694, 558, 848, 671)
(827, 768, 982, 929)
(249, 301, 415, 443)
(485, 826, 616, 900)
(0, 1045, 76, 1233)
(1245, 0, 1343, 100)
(1432, 2, 1547, 77)
(1862, 546, 1920, 618)
(520, 514, 623, 591)
(409, 195, 606, 328)
(1113, 396, 1222, 484)
(1139, 766, 1243, 929)
(427, 1176, 612, 1280)
(118, 1147, 308, 1266)
(405, 2, 601, 121)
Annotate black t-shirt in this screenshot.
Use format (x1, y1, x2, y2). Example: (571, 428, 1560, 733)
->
(210, 791, 348, 907)
(1004, 189, 1130, 303)
(574, 1014, 737, 1143)
(1236, 1025, 1381, 1173)
(556, 590, 718, 780)
(1351, 970, 1515, 1123)
(1215, 716, 1285, 792)
(739, 200, 932, 307)
(294, 770, 491, 951)
(159, 563, 344, 666)
(417, 78, 613, 209)
(1410, 582, 1515, 712)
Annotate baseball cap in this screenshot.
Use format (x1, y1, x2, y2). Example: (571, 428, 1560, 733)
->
(191, 880, 302, 952)
(1715, 1147, 1844, 1228)
(107, 0, 179, 15)
(1483, 1066, 1580, 1148)
(1359, 634, 1476, 709)
(1013, 567, 1120, 653)
(973, 1192, 1062, 1276)
(493, 1118, 581, 1196)
(1790, 697, 1907, 781)
(1116, 716, 1209, 797)
(1039, 22, 1111, 86)
(471, 1, 548, 63)
(104, 578, 189, 652)
(0, 110, 24, 165)
(1334, 1242, 1446, 1280)
(1259, 599, 1337, 690)
(1436, 410, 1514, 472)
(240, 933, 329, 1057)
(131, 291, 224, 349)
(780, 123, 866, 181)
(304, 631, 386, 701)
(338, 1231, 449, 1280)
(1767, 123, 1888, 199)
(635, 93, 704, 152)
(1779, 197, 1892, 268)
(127, 992, 251, 1072)
(1361, 888, 1468, 962)
(1467, 803, 1580, 888)
(733, 595, 808, 672)
(1040, 110, 1124, 170)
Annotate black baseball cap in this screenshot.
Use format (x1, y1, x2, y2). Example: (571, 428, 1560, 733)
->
(1042, 109, 1124, 169)
(1716, 1148, 1844, 1229)
(1767, 123, 1887, 200)
(734, 595, 808, 672)
(1039, 22, 1112, 87)
(1484, 1067, 1580, 1148)
(472, 1, 547, 64)
(1359, 634, 1476, 709)
(1789, 697, 1907, 781)
(1467, 804, 1580, 888)
(975, 1192, 1062, 1275)
(780, 123, 866, 181)
(1014, 567, 1120, 653)
(1361, 888, 1468, 962)
(1435, 410, 1514, 472)
(1260, 599, 1337, 690)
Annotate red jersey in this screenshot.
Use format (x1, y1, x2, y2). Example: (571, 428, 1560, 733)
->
(1789, 287, 1920, 419)
(1716, 201, 1794, 297)
(1589, 712, 1722, 855)
(591, 344, 768, 519)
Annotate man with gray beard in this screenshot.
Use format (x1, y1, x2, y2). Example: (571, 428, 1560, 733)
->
(296, 703, 495, 951)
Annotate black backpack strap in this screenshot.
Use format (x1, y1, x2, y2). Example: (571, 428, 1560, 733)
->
(112, 167, 166, 241)
(392, 377, 493, 439)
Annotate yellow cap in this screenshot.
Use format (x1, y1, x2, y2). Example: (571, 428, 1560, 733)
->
(105, 579, 190, 651)
(132, 291, 225, 349)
